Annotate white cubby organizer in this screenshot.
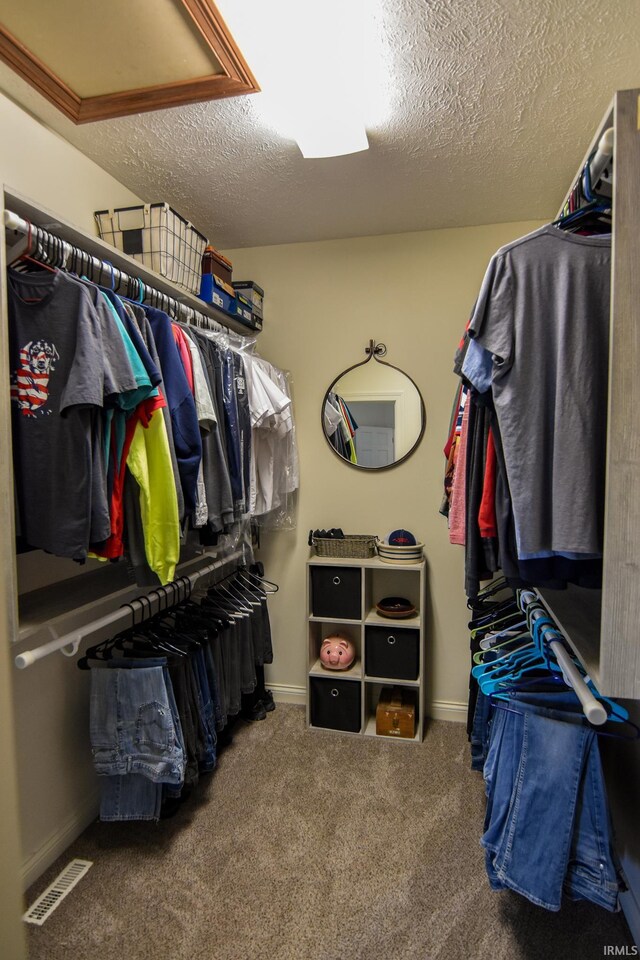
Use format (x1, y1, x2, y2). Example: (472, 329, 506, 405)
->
(306, 554, 426, 742)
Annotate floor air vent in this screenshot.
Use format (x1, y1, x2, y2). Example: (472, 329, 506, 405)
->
(23, 859, 93, 926)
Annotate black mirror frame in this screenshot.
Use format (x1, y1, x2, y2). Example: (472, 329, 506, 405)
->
(321, 341, 426, 471)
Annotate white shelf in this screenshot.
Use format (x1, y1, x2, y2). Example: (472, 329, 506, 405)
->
(365, 609, 421, 628)
(309, 616, 361, 626)
(309, 658, 362, 680)
(15, 550, 229, 649)
(308, 555, 424, 570)
(4, 188, 255, 339)
(364, 674, 420, 686)
(308, 725, 363, 737)
(536, 586, 602, 686)
(17, 565, 134, 643)
(364, 716, 421, 742)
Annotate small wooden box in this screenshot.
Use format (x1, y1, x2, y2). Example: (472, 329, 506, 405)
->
(375, 686, 416, 738)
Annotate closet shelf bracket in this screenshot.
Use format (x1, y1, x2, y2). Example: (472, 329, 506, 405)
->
(14, 548, 246, 670)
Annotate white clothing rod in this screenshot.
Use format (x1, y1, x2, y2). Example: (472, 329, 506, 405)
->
(14, 549, 245, 670)
(519, 591, 608, 726)
(589, 127, 614, 187)
(3, 209, 227, 335)
(548, 639, 608, 726)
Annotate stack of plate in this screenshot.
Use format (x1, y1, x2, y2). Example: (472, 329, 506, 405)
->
(377, 540, 424, 564)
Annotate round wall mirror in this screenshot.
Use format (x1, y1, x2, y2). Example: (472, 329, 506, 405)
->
(322, 341, 426, 470)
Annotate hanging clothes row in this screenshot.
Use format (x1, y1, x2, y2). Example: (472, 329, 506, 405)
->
(441, 208, 611, 597)
(81, 563, 277, 822)
(5, 214, 299, 585)
(323, 392, 358, 463)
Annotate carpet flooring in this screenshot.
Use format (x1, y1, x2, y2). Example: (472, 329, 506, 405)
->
(25, 704, 633, 960)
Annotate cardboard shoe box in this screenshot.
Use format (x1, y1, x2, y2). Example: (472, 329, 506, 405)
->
(232, 280, 264, 319)
(375, 686, 416, 738)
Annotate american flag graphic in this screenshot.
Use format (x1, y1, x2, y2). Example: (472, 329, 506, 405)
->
(11, 340, 59, 417)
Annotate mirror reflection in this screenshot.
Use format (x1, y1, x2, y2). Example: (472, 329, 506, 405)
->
(322, 346, 425, 469)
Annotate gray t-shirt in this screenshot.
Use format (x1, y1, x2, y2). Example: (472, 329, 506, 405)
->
(9, 269, 138, 560)
(469, 225, 611, 557)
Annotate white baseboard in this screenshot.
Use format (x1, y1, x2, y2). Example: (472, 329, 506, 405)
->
(270, 683, 306, 705)
(271, 685, 467, 724)
(428, 700, 468, 723)
(22, 790, 100, 891)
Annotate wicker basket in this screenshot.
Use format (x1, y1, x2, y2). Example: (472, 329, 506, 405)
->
(311, 534, 378, 559)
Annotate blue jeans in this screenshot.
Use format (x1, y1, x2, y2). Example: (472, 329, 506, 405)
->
(91, 661, 185, 783)
(192, 650, 217, 771)
(470, 689, 494, 771)
(99, 774, 163, 822)
(482, 693, 620, 911)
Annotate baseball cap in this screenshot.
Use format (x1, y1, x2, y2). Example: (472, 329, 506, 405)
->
(386, 529, 417, 546)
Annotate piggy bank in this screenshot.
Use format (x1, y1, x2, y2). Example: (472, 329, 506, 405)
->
(320, 633, 356, 671)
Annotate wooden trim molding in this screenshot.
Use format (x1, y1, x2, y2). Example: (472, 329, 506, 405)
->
(77, 75, 256, 123)
(0, 25, 81, 122)
(180, 0, 258, 90)
(0, 0, 259, 124)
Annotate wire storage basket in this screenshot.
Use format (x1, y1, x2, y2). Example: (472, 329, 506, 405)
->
(95, 203, 208, 296)
(311, 534, 378, 559)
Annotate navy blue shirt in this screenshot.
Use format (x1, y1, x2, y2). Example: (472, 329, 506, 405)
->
(144, 306, 202, 516)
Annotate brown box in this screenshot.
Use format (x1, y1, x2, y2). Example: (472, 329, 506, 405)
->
(203, 244, 233, 286)
(375, 686, 416, 738)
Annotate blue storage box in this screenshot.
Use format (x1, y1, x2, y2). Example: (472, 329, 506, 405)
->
(199, 273, 234, 312)
(232, 280, 264, 319)
(230, 298, 263, 331)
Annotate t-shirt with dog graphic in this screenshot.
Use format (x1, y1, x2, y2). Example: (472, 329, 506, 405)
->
(8, 268, 139, 561)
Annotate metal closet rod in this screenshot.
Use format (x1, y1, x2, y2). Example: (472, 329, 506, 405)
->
(14, 549, 246, 670)
(518, 591, 607, 726)
(3, 209, 228, 335)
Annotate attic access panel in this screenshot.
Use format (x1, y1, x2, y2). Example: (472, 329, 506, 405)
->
(0, 0, 259, 123)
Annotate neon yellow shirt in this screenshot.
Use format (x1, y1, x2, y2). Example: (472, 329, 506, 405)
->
(127, 409, 180, 585)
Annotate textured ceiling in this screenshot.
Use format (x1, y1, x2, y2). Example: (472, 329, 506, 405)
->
(1, 0, 639, 248)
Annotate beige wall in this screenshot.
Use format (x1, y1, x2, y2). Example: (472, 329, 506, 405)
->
(226, 221, 545, 712)
(0, 91, 142, 232)
(0, 93, 144, 899)
(0, 189, 25, 949)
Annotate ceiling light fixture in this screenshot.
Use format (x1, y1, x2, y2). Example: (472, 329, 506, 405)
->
(216, 0, 387, 158)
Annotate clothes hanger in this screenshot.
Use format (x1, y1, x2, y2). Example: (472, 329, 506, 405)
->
(552, 198, 611, 233)
(474, 638, 554, 694)
(208, 582, 252, 615)
(473, 628, 531, 663)
(235, 569, 267, 597)
(228, 577, 263, 607)
(468, 597, 518, 628)
(467, 576, 509, 608)
(9, 221, 57, 276)
(149, 585, 206, 650)
(124, 591, 191, 657)
(478, 620, 528, 650)
(470, 610, 523, 640)
(473, 608, 562, 688)
(504, 597, 635, 729)
(77, 598, 147, 669)
(6, 219, 32, 264)
(201, 591, 245, 622)
(239, 566, 279, 594)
